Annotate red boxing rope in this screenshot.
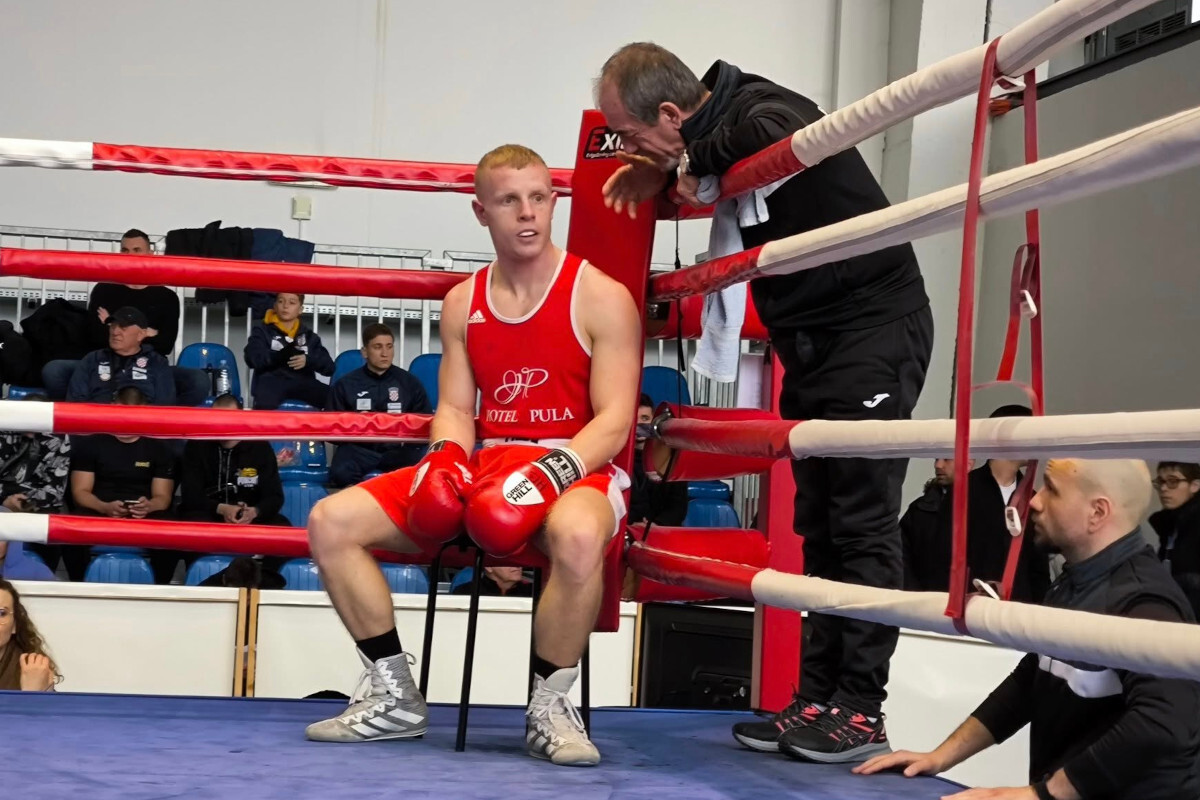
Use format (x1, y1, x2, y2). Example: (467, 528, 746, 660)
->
(51, 403, 433, 442)
(0, 249, 469, 301)
(90, 142, 575, 195)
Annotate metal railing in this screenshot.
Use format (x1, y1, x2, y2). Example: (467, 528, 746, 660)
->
(0, 224, 760, 525)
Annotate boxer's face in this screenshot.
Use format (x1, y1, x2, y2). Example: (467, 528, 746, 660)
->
(597, 80, 686, 168)
(473, 165, 556, 262)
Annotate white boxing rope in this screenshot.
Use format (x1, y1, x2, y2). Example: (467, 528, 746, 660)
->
(0, 138, 94, 169)
(765, 0, 1155, 184)
(652, 103, 1200, 300)
(751, 571, 1200, 681)
(0, 513, 50, 544)
(789, 409, 1200, 461)
(0, 401, 56, 434)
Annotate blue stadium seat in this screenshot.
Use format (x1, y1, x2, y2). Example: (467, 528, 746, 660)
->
(332, 349, 367, 385)
(380, 564, 430, 594)
(84, 552, 155, 585)
(281, 483, 328, 528)
(362, 471, 384, 482)
(5, 385, 44, 401)
(641, 366, 691, 408)
(277, 399, 318, 412)
(449, 567, 474, 593)
(279, 558, 324, 591)
(407, 353, 441, 408)
(185, 555, 236, 586)
(275, 439, 329, 483)
(177, 342, 242, 401)
(688, 481, 732, 501)
(682, 499, 741, 529)
(90, 546, 147, 556)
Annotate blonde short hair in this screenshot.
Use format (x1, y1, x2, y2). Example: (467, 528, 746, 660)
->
(474, 144, 548, 195)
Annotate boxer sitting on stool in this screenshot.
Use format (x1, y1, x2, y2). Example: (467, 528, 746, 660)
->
(305, 143, 641, 766)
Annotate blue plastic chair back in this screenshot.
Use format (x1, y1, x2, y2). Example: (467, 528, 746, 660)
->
(682, 499, 741, 529)
(641, 366, 691, 408)
(688, 481, 731, 501)
(332, 350, 367, 385)
(177, 342, 242, 400)
(5, 385, 44, 401)
(280, 483, 328, 528)
(407, 353, 441, 408)
(84, 552, 155, 585)
(380, 564, 430, 594)
(185, 555, 236, 586)
(280, 557, 324, 590)
(449, 567, 475, 593)
(275, 439, 329, 483)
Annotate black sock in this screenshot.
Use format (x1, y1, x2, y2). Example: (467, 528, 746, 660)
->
(356, 628, 402, 663)
(532, 653, 572, 681)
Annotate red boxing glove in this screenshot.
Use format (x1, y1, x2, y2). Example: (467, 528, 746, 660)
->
(463, 448, 586, 556)
(405, 440, 472, 545)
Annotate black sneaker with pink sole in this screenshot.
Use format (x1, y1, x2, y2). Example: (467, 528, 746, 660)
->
(778, 705, 891, 763)
(731, 695, 825, 753)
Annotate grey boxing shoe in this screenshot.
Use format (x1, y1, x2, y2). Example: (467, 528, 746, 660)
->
(305, 650, 429, 743)
(525, 666, 601, 767)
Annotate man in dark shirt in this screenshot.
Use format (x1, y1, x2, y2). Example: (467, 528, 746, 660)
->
(856, 458, 1200, 799)
(325, 323, 430, 486)
(42, 229, 208, 405)
(1148, 461, 1200, 617)
(66, 306, 176, 405)
(628, 393, 689, 526)
(179, 393, 289, 526)
(903, 406, 1051, 603)
(596, 43, 932, 760)
(451, 566, 534, 598)
(68, 386, 177, 581)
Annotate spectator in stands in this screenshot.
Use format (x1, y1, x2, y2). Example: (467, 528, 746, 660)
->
(244, 292, 334, 410)
(65, 306, 176, 405)
(0, 395, 71, 514)
(69, 386, 177, 582)
(901, 405, 1051, 602)
(42, 229, 208, 405)
(0, 579, 59, 690)
(1149, 461, 1200, 618)
(628, 393, 689, 526)
(452, 566, 534, 597)
(900, 456, 966, 592)
(326, 323, 431, 486)
(180, 393, 290, 526)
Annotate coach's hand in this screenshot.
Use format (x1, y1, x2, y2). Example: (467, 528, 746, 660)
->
(602, 151, 668, 219)
(463, 448, 585, 556)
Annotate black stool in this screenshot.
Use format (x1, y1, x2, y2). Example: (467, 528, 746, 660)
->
(417, 536, 591, 751)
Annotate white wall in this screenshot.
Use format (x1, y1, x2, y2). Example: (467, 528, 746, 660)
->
(979, 33, 1200, 419)
(0, 0, 847, 269)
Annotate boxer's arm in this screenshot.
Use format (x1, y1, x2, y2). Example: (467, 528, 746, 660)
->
(429, 281, 477, 452)
(566, 268, 642, 472)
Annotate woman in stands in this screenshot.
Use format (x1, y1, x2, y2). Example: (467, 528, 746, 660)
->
(0, 578, 60, 691)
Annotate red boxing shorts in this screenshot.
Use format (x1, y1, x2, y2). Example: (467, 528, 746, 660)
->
(359, 443, 630, 553)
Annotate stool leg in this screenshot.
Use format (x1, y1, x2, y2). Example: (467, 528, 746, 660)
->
(418, 546, 445, 697)
(527, 568, 542, 698)
(581, 642, 591, 734)
(456, 547, 486, 752)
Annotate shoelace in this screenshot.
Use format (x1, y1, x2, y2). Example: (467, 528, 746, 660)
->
(529, 688, 586, 741)
(349, 653, 416, 705)
(775, 687, 816, 722)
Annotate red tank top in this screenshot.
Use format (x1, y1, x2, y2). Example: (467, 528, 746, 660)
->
(467, 251, 594, 442)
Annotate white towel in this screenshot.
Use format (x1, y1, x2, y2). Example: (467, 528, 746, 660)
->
(690, 175, 791, 383)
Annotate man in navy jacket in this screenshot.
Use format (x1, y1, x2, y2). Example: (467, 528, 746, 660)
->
(326, 323, 431, 486)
